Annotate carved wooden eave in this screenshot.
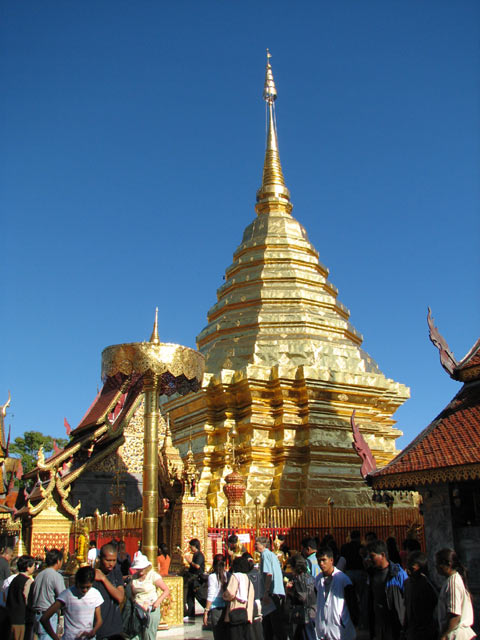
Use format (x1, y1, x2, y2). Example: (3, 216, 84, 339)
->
(453, 338, 480, 383)
(428, 309, 480, 383)
(370, 463, 480, 491)
(18, 374, 145, 519)
(368, 329, 480, 494)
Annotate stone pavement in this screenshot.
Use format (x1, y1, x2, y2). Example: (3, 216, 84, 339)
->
(156, 617, 370, 639)
(156, 614, 213, 639)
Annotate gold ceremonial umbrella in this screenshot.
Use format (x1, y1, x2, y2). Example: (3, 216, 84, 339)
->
(101, 309, 204, 564)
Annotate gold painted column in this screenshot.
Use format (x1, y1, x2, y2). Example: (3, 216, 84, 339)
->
(143, 372, 159, 564)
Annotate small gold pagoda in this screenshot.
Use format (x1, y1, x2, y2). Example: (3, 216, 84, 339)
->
(164, 52, 410, 510)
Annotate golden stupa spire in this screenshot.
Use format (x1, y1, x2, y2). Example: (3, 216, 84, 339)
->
(256, 49, 292, 215)
(149, 307, 160, 344)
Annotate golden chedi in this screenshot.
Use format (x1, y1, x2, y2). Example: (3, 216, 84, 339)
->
(163, 52, 409, 510)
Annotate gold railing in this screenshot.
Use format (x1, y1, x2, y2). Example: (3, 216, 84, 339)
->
(72, 508, 143, 535)
(208, 504, 422, 541)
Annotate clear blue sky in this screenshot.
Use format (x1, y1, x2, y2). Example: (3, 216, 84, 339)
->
(1, 1, 479, 451)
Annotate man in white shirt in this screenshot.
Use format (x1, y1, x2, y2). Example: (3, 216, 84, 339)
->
(315, 546, 358, 640)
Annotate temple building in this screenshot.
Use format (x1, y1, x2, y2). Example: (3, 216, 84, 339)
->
(162, 55, 409, 510)
(21, 56, 411, 525)
(369, 313, 480, 626)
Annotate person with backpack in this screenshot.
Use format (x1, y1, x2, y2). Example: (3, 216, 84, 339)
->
(223, 556, 255, 640)
(128, 553, 170, 640)
(286, 554, 316, 640)
(315, 546, 358, 640)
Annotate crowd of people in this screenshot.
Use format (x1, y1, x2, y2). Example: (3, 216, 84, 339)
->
(0, 540, 170, 640)
(0, 531, 475, 640)
(199, 531, 475, 640)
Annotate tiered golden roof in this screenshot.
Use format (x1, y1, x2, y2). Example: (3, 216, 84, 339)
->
(198, 52, 386, 382)
(167, 53, 410, 510)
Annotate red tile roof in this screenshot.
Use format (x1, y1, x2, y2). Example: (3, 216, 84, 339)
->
(454, 338, 480, 380)
(372, 379, 480, 478)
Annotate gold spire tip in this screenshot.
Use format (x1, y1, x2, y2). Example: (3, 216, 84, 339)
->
(256, 49, 291, 214)
(149, 307, 160, 344)
(263, 48, 277, 103)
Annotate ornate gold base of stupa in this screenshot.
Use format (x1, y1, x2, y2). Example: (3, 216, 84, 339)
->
(164, 360, 409, 511)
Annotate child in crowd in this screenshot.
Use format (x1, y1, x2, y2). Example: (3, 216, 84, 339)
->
(41, 566, 103, 640)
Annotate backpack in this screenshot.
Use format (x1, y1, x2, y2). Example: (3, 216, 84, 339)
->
(122, 581, 150, 637)
(291, 573, 317, 624)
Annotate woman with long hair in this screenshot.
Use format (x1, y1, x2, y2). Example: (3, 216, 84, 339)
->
(435, 548, 475, 640)
(156, 543, 170, 577)
(203, 553, 229, 639)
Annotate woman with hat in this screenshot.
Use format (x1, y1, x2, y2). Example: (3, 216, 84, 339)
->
(129, 553, 170, 640)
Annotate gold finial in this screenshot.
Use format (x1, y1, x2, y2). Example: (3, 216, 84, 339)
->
(263, 49, 277, 103)
(256, 50, 292, 215)
(149, 307, 160, 344)
(0, 391, 11, 450)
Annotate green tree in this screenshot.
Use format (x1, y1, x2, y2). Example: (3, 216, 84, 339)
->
(9, 430, 69, 477)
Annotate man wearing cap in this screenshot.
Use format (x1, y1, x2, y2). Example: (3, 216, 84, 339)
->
(94, 543, 125, 640)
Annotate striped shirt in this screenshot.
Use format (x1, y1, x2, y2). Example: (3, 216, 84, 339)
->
(437, 572, 475, 640)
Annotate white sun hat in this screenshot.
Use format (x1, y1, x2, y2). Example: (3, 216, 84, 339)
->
(130, 553, 151, 572)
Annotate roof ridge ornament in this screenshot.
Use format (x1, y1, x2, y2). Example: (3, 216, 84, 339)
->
(427, 307, 457, 376)
(255, 50, 292, 215)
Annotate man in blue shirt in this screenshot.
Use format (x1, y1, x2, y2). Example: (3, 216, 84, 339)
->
(301, 538, 320, 578)
(255, 535, 287, 640)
